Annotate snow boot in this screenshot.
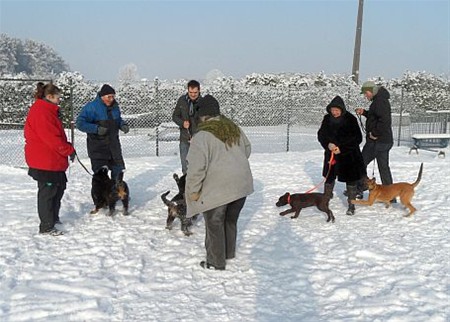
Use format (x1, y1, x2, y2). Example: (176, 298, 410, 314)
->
(346, 184, 357, 216)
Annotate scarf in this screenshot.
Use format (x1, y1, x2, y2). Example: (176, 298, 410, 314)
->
(197, 116, 241, 148)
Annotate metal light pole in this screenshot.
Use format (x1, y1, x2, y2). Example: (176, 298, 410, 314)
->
(352, 0, 364, 84)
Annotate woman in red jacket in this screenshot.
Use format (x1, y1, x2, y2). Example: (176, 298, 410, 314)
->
(24, 82, 75, 236)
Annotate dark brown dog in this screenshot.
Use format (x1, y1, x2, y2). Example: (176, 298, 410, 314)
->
(276, 192, 335, 222)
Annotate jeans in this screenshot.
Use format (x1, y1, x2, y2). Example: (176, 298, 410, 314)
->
(179, 141, 190, 175)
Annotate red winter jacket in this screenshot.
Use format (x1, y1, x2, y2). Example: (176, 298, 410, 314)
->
(24, 99, 75, 171)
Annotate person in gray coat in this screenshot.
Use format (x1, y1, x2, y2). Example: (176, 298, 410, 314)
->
(186, 95, 254, 270)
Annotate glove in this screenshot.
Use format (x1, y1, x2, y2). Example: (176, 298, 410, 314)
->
(69, 151, 76, 162)
(97, 126, 108, 136)
(120, 124, 130, 134)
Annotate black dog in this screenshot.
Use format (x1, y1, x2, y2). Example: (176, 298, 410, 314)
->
(90, 167, 113, 214)
(161, 173, 198, 236)
(90, 168, 130, 216)
(108, 171, 130, 216)
(276, 192, 335, 223)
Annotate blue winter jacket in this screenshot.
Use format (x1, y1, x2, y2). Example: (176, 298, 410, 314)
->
(76, 95, 126, 162)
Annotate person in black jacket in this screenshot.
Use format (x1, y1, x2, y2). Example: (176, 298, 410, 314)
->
(318, 95, 366, 215)
(355, 81, 395, 200)
(172, 80, 201, 174)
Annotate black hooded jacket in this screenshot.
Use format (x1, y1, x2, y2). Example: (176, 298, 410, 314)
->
(362, 86, 393, 144)
(318, 96, 366, 183)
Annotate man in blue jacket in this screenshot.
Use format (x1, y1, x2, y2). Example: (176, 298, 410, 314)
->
(76, 84, 129, 181)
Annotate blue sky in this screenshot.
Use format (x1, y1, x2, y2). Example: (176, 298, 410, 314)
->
(0, 0, 449, 82)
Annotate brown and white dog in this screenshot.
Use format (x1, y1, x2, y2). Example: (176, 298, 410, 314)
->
(276, 192, 335, 223)
(352, 163, 423, 217)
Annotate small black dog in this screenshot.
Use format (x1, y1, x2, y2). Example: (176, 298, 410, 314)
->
(161, 173, 198, 236)
(90, 168, 130, 216)
(276, 192, 335, 223)
(108, 171, 130, 216)
(90, 167, 113, 214)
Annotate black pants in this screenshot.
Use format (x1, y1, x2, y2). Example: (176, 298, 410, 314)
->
(202, 197, 246, 268)
(361, 141, 394, 185)
(37, 181, 66, 233)
(91, 159, 125, 181)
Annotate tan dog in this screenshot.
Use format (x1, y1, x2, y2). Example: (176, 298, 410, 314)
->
(352, 163, 423, 217)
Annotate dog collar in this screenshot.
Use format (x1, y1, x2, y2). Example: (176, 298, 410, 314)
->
(287, 193, 291, 204)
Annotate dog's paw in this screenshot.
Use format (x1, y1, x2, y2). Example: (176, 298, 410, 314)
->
(165, 226, 173, 230)
(89, 209, 99, 215)
(183, 231, 193, 236)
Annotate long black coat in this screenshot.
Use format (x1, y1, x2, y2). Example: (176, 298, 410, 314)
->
(318, 96, 366, 183)
(362, 86, 393, 144)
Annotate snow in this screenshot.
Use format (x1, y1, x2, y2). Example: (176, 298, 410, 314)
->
(1, 137, 449, 321)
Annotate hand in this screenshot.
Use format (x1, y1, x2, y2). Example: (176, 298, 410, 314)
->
(97, 126, 108, 136)
(183, 120, 190, 129)
(190, 192, 200, 201)
(328, 143, 336, 151)
(333, 146, 341, 154)
(69, 151, 76, 162)
(120, 124, 129, 134)
(355, 108, 364, 115)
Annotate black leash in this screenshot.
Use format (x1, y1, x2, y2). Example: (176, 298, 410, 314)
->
(75, 152, 93, 176)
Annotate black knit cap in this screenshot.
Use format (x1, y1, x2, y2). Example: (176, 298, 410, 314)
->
(197, 94, 220, 117)
(99, 84, 116, 97)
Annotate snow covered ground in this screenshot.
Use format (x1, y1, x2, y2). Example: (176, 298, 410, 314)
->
(1, 142, 449, 321)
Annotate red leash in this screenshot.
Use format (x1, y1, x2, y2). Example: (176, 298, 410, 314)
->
(304, 152, 335, 193)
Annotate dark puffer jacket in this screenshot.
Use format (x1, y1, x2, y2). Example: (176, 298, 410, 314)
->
(318, 96, 366, 183)
(76, 95, 126, 163)
(362, 86, 393, 144)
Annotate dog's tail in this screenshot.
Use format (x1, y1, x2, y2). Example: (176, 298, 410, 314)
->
(412, 162, 423, 188)
(161, 191, 176, 207)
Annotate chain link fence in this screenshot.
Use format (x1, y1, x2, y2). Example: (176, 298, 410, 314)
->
(1, 78, 449, 168)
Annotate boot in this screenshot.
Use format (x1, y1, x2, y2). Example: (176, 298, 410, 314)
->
(324, 182, 335, 199)
(344, 179, 364, 199)
(346, 184, 357, 216)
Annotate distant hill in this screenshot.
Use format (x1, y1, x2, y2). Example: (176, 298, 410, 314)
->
(0, 33, 70, 77)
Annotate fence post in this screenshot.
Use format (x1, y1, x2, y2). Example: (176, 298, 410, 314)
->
(397, 87, 404, 146)
(69, 78, 75, 145)
(154, 78, 160, 157)
(286, 87, 291, 152)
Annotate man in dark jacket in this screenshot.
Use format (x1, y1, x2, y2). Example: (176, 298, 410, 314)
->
(318, 95, 366, 215)
(356, 81, 395, 199)
(172, 80, 201, 174)
(76, 84, 129, 181)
